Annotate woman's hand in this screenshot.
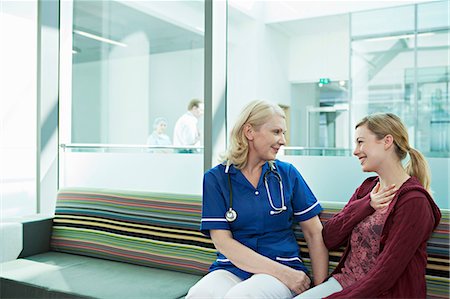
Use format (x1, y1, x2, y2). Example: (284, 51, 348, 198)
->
(278, 268, 311, 295)
(370, 182, 397, 210)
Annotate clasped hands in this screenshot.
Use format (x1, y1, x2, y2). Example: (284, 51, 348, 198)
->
(281, 268, 311, 295)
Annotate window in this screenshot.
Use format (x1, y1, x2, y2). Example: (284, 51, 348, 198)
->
(60, 1, 205, 194)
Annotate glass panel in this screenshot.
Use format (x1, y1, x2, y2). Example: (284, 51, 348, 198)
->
(224, 1, 449, 208)
(71, 0, 204, 146)
(415, 29, 450, 155)
(418, 0, 450, 31)
(304, 81, 350, 149)
(0, 1, 38, 218)
(60, 149, 203, 195)
(64, 0, 205, 192)
(351, 6, 415, 146)
(351, 5, 414, 38)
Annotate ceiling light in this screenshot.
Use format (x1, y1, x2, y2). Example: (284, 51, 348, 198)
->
(73, 29, 127, 47)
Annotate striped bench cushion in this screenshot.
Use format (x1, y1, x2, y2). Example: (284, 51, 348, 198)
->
(51, 189, 448, 298)
(50, 188, 216, 275)
(294, 202, 449, 299)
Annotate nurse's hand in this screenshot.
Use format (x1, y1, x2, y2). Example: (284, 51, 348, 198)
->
(279, 268, 311, 295)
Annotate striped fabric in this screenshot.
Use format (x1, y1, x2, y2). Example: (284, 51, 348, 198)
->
(51, 188, 216, 275)
(294, 202, 449, 299)
(51, 189, 448, 298)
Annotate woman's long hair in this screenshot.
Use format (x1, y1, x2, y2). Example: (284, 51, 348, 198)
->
(356, 113, 431, 192)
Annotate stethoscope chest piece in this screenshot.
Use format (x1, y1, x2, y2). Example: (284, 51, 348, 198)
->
(225, 208, 237, 222)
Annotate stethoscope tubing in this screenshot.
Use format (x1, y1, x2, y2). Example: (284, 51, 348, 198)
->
(225, 162, 286, 222)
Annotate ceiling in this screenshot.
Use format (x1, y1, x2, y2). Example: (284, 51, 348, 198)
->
(71, 0, 444, 63)
(72, 0, 204, 63)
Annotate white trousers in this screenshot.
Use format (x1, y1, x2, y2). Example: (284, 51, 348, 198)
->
(186, 270, 293, 299)
(293, 277, 343, 299)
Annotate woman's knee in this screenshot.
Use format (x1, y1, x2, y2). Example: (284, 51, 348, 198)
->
(186, 270, 241, 299)
(224, 274, 292, 299)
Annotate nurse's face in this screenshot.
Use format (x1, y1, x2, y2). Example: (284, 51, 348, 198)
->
(248, 114, 287, 162)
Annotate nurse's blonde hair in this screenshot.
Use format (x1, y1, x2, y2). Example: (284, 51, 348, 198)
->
(222, 100, 285, 169)
(356, 113, 431, 192)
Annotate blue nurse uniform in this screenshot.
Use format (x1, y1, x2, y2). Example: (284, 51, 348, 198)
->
(201, 159, 322, 280)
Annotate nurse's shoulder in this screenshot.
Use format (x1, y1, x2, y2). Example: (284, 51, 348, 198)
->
(273, 159, 298, 174)
(203, 163, 230, 182)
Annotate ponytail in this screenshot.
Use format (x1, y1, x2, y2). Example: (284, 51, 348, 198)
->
(406, 147, 431, 193)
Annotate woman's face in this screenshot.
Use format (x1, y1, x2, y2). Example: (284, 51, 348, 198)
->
(353, 124, 386, 172)
(248, 114, 287, 162)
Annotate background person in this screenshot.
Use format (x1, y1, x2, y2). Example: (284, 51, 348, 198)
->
(173, 99, 204, 152)
(186, 100, 328, 299)
(294, 113, 441, 299)
(147, 117, 171, 146)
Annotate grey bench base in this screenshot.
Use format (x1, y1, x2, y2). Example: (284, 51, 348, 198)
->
(0, 252, 202, 299)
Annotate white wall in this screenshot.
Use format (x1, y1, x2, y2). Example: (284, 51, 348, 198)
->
(73, 47, 204, 145)
(148, 48, 204, 142)
(0, 2, 38, 218)
(288, 14, 350, 83)
(108, 32, 150, 144)
(227, 8, 291, 134)
(72, 61, 103, 143)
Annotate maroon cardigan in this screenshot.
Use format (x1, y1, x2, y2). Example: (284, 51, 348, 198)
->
(323, 176, 441, 299)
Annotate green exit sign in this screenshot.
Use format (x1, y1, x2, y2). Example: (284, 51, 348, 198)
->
(319, 78, 331, 84)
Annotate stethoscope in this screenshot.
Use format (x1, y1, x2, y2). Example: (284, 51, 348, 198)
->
(224, 161, 286, 222)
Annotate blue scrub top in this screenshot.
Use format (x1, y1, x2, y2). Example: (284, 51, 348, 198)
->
(201, 159, 322, 280)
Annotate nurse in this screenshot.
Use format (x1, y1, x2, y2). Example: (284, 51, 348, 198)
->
(186, 100, 328, 298)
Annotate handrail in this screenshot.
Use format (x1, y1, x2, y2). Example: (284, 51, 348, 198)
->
(60, 143, 202, 150)
(59, 144, 449, 157)
(60, 143, 349, 151)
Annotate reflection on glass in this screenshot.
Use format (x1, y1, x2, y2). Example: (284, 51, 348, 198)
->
(71, 1, 204, 147)
(351, 1, 449, 157)
(306, 81, 349, 148)
(291, 81, 349, 149)
(417, 30, 450, 154)
(351, 4, 414, 38)
(351, 33, 415, 137)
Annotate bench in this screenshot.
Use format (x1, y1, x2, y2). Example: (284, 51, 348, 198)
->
(0, 188, 214, 299)
(1, 188, 448, 298)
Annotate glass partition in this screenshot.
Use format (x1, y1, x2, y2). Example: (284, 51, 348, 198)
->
(351, 1, 450, 157)
(70, 0, 204, 146)
(225, 1, 449, 208)
(60, 0, 205, 193)
(417, 1, 450, 155)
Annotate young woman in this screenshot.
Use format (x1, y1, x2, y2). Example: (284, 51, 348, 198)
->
(187, 100, 328, 298)
(295, 113, 441, 299)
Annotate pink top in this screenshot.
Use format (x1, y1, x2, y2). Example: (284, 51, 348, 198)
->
(333, 206, 389, 288)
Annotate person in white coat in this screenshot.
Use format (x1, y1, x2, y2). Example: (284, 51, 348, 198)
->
(173, 99, 204, 153)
